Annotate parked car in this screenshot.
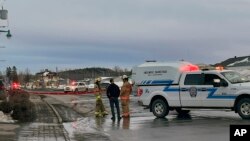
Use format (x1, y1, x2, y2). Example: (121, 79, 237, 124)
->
(86, 82, 110, 91)
(57, 84, 66, 90)
(87, 84, 95, 91)
(100, 82, 110, 90)
(64, 81, 88, 93)
(133, 61, 250, 119)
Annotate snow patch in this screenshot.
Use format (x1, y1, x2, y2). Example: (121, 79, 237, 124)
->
(0, 111, 15, 123)
(63, 117, 111, 141)
(63, 117, 99, 137)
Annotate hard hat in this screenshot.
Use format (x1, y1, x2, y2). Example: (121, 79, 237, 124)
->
(122, 75, 128, 79)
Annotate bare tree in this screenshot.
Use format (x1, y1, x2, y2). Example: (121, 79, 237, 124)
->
(24, 68, 32, 86)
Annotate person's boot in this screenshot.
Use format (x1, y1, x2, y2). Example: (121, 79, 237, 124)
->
(111, 117, 115, 121)
(102, 111, 108, 116)
(95, 112, 99, 117)
(118, 116, 122, 121)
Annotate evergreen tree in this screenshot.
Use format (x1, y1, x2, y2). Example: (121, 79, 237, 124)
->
(6, 67, 11, 83)
(12, 66, 19, 82)
(5, 66, 19, 83)
(0, 71, 3, 79)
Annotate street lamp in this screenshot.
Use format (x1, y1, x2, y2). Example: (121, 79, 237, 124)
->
(1, 6, 11, 38)
(0, 29, 11, 38)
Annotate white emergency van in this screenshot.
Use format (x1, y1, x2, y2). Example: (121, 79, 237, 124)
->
(132, 61, 250, 119)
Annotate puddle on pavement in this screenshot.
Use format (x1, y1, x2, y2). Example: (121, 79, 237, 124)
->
(64, 117, 111, 141)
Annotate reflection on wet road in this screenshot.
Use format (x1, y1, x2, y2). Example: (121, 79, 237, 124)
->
(46, 95, 249, 141)
(65, 110, 249, 141)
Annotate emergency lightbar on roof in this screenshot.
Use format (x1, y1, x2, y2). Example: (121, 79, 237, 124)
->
(179, 64, 200, 72)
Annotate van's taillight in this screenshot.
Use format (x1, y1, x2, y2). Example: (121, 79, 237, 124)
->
(137, 88, 143, 96)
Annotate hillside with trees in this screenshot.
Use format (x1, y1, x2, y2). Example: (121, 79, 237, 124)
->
(1, 66, 131, 85)
(57, 67, 131, 80)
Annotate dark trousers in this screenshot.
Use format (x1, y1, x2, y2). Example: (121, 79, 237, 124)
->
(109, 97, 120, 119)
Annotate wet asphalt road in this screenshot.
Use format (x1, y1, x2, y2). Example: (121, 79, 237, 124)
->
(67, 111, 249, 141)
(103, 112, 248, 141)
(45, 94, 250, 141)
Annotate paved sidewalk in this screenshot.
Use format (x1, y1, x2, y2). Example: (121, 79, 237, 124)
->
(0, 123, 19, 141)
(18, 95, 70, 141)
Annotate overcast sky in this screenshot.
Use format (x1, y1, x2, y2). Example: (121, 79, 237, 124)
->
(1, 0, 250, 73)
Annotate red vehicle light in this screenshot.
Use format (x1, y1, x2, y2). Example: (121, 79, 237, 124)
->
(12, 82, 20, 89)
(180, 64, 199, 72)
(71, 81, 77, 86)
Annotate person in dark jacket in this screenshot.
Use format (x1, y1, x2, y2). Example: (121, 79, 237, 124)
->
(107, 78, 121, 121)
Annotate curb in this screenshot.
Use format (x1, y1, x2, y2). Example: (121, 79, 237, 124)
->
(42, 99, 63, 124)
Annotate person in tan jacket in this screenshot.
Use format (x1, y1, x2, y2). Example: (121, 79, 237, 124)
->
(94, 78, 108, 117)
(120, 75, 132, 118)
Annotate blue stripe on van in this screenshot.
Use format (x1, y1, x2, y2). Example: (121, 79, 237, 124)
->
(206, 88, 237, 99)
(151, 80, 173, 85)
(141, 80, 236, 99)
(140, 80, 174, 85)
(146, 80, 152, 84)
(163, 85, 236, 99)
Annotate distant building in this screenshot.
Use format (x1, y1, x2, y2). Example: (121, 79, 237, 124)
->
(216, 56, 250, 69)
(215, 56, 250, 78)
(35, 69, 59, 88)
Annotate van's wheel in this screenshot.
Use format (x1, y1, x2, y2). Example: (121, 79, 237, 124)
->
(175, 108, 190, 115)
(152, 99, 169, 118)
(237, 98, 250, 120)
